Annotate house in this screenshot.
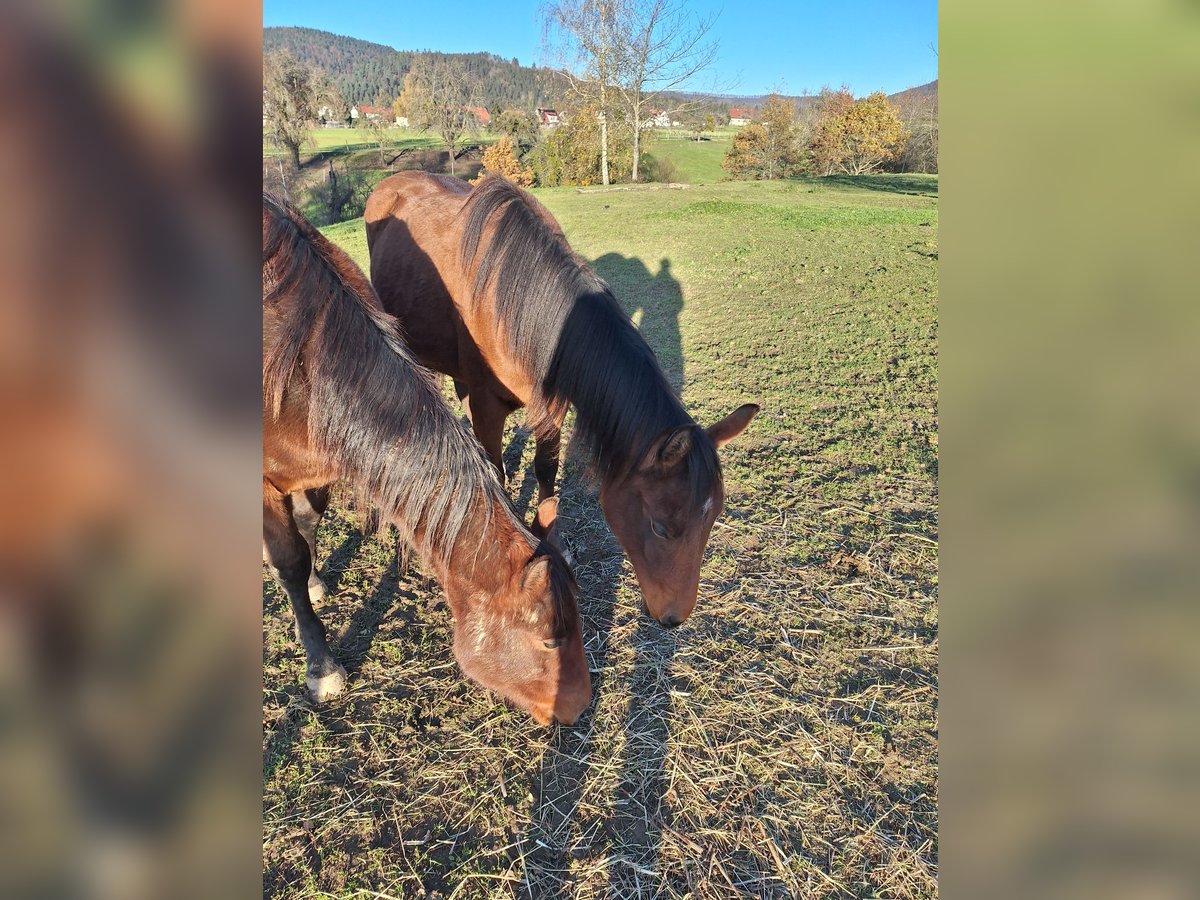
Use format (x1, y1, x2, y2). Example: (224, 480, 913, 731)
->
(728, 107, 753, 126)
(316, 105, 347, 127)
(536, 107, 561, 127)
(464, 105, 491, 127)
(352, 105, 393, 123)
(647, 110, 671, 128)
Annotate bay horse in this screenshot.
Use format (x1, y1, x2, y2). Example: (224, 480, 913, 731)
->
(262, 193, 590, 725)
(365, 173, 759, 627)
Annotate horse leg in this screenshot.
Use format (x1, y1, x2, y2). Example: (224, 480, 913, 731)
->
(264, 485, 346, 701)
(533, 426, 562, 504)
(468, 390, 510, 484)
(291, 486, 330, 602)
(454, 379, 472, 422)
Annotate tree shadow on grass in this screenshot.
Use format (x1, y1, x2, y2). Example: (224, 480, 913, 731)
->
(818, 173, 938, 197)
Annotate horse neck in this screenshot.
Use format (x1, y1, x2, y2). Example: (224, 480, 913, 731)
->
(403, 490, 532, 608)
(542, 285, 694, 485)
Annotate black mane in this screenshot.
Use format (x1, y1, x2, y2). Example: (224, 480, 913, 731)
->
(263, 192, 520, 561)
(459, 177, 720, 505)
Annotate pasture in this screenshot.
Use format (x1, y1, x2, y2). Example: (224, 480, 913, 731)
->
(264, 174, 939, 898)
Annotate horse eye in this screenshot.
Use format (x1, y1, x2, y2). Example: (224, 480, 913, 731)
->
(650, 518, 668, 539)
(543, 638, 562, 650)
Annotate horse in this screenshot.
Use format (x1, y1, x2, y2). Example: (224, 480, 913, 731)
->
(262, 193, 591, 725)
(364, 173, 759, 627)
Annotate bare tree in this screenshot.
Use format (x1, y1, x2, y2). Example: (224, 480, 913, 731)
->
(363, 112, 395, 166)
(542, 0, 620, 185)
(406, 56, 479, 176)
(611, 0, 718, 181)
(263, 50, 319, 170)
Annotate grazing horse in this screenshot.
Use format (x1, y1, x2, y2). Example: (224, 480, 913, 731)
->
(365, 173, 759, 626)
(262, 193, 590, 725)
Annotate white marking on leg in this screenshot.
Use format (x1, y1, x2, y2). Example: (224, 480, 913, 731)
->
(307, 663, 347, 702)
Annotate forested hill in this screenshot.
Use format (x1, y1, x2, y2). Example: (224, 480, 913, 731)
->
(263, 26, 554, 110)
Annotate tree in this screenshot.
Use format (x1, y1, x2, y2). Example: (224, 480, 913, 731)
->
(610, 0, 718, 181)
(720, 94, 802, 180)
(472, 136, 535, 186)
(362, 111, 395, 166)
(810, 91, 907, 175)
(529, 100, 633, 186)
(263, 50, 320, 170)
(404, 56, 479, 175)
(493, 108, 540, 153)
(542, 0, 621, 185)
(393, 72, 418, 121)
(721, 124, 770, 179)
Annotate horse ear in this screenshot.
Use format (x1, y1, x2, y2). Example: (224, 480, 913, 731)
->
(707, 404, 760, 449)
(530, 497, 560, 546)
(519, 554, 553, 594)
(653, 426, 693, 470)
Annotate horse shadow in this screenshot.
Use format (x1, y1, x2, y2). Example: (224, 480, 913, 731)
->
(515, 254, 686, 897)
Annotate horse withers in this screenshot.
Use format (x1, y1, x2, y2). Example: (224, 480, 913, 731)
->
(365, 173, 758, 626)
(262, 193, 590, 725)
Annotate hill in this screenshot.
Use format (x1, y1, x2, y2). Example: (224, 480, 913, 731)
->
(888, 79, 938, 112)
(263, 26, 554, 110)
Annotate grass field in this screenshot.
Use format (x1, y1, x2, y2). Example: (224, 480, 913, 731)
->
(641, 131, 736, 184)
(264, 174, 939, 898)
(264, 127, 450, 157)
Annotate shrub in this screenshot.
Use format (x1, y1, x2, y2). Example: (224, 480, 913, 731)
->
(642, 154, 680, 184)
(471, 136, 534, 187)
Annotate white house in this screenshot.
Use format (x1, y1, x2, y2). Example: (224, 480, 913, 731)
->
(728, 107, 753, 126)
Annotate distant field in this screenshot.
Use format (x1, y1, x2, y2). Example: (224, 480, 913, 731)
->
(263, 127, 492, 159)
(642, 131, 733, 184)
(265, 175, 939, 898)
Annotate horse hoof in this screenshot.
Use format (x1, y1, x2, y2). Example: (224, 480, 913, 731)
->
(307, 663, 347, 702)
(307, 572, 328, 603)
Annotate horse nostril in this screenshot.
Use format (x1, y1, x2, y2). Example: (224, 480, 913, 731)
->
(661, 613, 682, 628)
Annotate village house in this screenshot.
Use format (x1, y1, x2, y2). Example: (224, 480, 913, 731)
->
(728, 107, 753, 126)
(463, 106, 491, 127)
(351, 105, 394, 123)
(536, 107, 561, 127)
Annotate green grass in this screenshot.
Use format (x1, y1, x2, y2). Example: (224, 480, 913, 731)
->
(641, 131, 733, 184)
(264, 175, 938, 898)
(263, 127, 497, 159)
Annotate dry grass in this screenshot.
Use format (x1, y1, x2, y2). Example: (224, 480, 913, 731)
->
(265, 175, 938, 898)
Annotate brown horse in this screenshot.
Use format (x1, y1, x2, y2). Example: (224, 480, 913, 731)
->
(365, 173, 759, 626)
(262, 193, 590, 725)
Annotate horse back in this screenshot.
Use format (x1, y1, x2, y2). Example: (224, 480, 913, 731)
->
(365, 173, 469, 379)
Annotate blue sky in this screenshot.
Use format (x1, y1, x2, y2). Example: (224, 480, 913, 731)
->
(263, 0, 938, 97)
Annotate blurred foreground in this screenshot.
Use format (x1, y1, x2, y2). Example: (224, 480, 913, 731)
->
(0, 2, 260, 897)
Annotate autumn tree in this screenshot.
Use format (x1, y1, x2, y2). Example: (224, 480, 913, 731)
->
(810, 91, 907, 175)
(472, 136, 535, 186)
(263, 50, 320, 170)
(393, 71, 417, 122)
(721, 94, 803, 180)
(404, 56, 479, 175)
